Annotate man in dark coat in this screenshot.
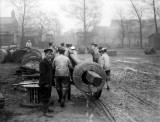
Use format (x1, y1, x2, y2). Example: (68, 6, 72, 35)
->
(39, 48, 54, 116)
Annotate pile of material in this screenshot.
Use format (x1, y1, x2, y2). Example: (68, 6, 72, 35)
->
(0, 46, 42, 64)
(0, 46, 18, 63)
(0, 92, 5, 122)
(10, 48, 42, 79)
(14, 66, 39, 76)
(144, 47, 156, 55)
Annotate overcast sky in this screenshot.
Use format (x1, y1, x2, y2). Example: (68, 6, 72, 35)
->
(0, 0, 128, 32)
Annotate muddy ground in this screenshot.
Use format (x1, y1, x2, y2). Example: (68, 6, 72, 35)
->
(0, 48, 160, 122)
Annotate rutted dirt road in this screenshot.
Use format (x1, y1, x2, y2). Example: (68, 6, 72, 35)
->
(0, 49, 160, 122)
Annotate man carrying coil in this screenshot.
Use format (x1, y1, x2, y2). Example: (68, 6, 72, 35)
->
(52, 47, 73, 107)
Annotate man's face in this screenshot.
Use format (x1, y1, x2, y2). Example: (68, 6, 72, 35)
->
(45, 51, 53, 59)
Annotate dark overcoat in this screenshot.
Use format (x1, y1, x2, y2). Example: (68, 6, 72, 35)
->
(39, 58, 54, 88)
(39, 58, 54, 103)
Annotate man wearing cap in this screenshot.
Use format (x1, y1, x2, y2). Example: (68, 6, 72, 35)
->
(98, 48, 111, 90)
(26, 40, 32, 48)
(70, 46, 77, 56)
(91, 43, 100, 63)
(39, 48, 54, 116)
(61, 42, 65, 47)
(52, 47, 73, 107)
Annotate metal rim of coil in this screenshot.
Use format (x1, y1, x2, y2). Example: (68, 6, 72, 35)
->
(22, 56, 42, 65)
(0, 49, 7, 63)
(21, 47, 31, 51)
(73, 62, 106, 93)
(21, 50, 42, 64)
(11, 49, 28, 63)
(29, 49, 42, 58)
(22, 56, 42, 71)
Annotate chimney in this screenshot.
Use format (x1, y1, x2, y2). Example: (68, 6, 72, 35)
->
(11, 10, 15, 18)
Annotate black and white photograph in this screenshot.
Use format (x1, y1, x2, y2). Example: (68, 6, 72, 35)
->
(0, 0, 160, 122)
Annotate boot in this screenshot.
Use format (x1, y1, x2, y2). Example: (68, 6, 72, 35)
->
(61, 89, 68, 107)
(42, 103, 48, 114)
(43, 103, 54, 117)
(56, 89, 62, 103)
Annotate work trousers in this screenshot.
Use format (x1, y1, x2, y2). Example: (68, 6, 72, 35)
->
(55, 76, 70, 91)
(40, 87, 52, 103)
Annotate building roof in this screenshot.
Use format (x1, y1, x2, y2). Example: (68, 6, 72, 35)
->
(0, 10, 18, 34)
(0, 17, 16, 24)
(0, 17, 18, 34)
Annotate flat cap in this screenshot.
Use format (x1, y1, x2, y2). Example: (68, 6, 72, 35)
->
(71, 46, 75, 50)
(44, 48, 53, 53)
(102, 48, 107, 52)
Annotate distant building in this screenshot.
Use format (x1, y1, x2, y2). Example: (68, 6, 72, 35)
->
(0, 10, 20, 46)
(46, 34, 54, 42)
(109, 19, 157, 47)
(76, 32, 94, 46)
(92, 26, 113, 44)
(54, 35, 77, 46)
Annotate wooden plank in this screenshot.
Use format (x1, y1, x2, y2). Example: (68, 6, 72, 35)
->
(85, 71, 102, 87)
(22, 84, 39, 88)
(13, 80, 39, 86)
(22, 73, 40, 78)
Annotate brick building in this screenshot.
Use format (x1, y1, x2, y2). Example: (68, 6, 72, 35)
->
(0, 10, 20, 47)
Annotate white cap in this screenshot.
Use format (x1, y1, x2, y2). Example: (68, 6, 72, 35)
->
(71, 46, 75, 50)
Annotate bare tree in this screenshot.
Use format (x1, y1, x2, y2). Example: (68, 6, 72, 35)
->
(53, 18, 63, 36)
(142, 0, 159, 34)
(66, 0, 102, 45)
(30, 12, 52, 41)
(126, 20, 135, 47)
(115, 8, 127, 46)
(129, 0, 145, 48)
(157, 7, 160, 18)
(10, 0, 37, 47)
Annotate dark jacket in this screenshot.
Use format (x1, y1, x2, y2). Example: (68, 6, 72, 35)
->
(39, 58, 54, 87)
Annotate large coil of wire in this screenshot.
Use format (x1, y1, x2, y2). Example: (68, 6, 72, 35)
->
(21, 49, 42, 64)
(72, 62, 106, 93)
(12, 49, 28, 63)
(22, 56, 42, 72)
(0, 49, 7, 63)
(29, 49, 42, 58)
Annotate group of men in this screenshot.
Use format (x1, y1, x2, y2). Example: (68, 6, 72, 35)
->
(91, 43, 111, 89)
(39, 43, 76, 116)
(39, 42, 111, 116)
